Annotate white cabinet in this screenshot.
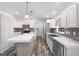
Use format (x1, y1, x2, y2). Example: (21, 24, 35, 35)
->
(2, 14, 14, 39)
(49, 19, 56, 28)
(66, 4, 77, 27)
(46, 34, 53, 53)
(55, 10, 67, 28)
(60, 10, 67, 28)
(29, 20, 35, 28)
(55, 15, 61, 28)
(46, 19, 56, 28)
(56, 4, 79, 28)
(13, 20, 23, 28)
(0, 14, 14, 53)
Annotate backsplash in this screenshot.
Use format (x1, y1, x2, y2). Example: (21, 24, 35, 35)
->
(50, 28, 56, 33)
(14, 28, 35, 32)
(59, 28, 65, 32)
(14, 28, 22, 32)
(64, 28, 79, 36)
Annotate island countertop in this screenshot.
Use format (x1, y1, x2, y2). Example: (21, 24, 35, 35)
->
(7, 32, 35, 43)
(0, 32, 35, 54)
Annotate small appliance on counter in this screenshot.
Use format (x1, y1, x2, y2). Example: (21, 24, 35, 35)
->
(22, 24, 30, 33)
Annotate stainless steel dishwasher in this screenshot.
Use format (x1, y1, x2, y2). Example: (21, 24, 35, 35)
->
(53, 39, 64, 56)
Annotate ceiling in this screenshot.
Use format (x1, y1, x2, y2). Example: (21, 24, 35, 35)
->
(0, 2, 75, 18)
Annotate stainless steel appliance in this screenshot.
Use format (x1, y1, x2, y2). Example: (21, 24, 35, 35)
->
(53, 39, 64, 56)
(22, 25, 30, 33)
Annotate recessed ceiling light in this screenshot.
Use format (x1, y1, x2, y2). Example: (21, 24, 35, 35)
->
(15, 12, 19, 14)
(46, 15, 49, 18)
(52, 11, 56, 15)
(55, 2, 61, 4)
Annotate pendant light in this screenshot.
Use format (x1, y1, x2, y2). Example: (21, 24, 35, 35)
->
(24, 2, 29, 18)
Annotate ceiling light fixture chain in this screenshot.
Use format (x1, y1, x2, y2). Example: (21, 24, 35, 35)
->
(25, 2, 29, 18)
(25, 2, 33, 19)
(26, 2, 29, 15)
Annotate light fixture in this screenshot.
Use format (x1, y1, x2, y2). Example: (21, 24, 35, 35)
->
(52, 10, 56, 15)
(46, 19, 51, 23)
(15, 11, 19, 14)
(24, 2, 29, 18)
(24, 15, 29, 18)
(55, 2, 60, 4)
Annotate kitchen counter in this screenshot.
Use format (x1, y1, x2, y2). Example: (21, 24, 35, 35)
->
(47, 33, 79, 56)
(7, 32, 35, 43)
(47, 33, 79, 48)
(0, 32, 35, 54)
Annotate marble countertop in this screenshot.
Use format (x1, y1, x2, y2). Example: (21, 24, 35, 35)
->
(6, 32, 35, 43)
(47, 33, 79, 48)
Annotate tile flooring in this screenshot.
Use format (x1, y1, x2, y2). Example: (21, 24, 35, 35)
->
(32, 36, 53, 56)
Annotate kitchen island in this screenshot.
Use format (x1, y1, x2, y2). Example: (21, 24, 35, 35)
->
(6, 32, 35, 56)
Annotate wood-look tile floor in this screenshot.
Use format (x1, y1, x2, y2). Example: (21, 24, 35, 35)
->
(32, 36, 53, 56)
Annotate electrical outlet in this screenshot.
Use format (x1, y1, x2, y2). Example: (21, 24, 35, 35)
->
(66, 31, 68, 34)
(73, 32, 76, 35)
(68, 32, 70, 35)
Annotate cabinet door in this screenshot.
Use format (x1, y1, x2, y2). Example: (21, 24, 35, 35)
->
(2, 14, 14, 53)
(2, 14, 14, 39)
(13, 19, 23, 28)
(49, 19, 56, 28)
(2, 15, 10, 39)
(56, 17, 61, 28)
(67, 4, 77, 27)
(46, 35, 53, 53)
(60, 11, 67, 28)
(8, 17, 14, 37)
(0, 14, 2, 53)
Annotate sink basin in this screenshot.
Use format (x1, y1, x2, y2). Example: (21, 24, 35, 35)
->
(50, 35, 59, 37)
(48, 33, 59, 37)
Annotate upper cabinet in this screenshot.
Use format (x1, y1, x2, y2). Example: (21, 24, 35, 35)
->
(55, 15, 61, 27)
(49, 19, 56, 28)
(66, 4, 77, 28)
(60, 10, 67, 28)
(46, 19, 56, 28)
(56, 4, 79, 28)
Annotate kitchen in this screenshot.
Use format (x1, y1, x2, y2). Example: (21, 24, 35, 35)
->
(0, 2, 79, 56)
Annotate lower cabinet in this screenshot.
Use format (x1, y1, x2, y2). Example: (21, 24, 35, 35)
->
(46, 34, 53, 53)
(47, 36, 79, 56)
(46, 35, 64, 56)
(15, 38, 35, 56)
(15, 43, 33, 56)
